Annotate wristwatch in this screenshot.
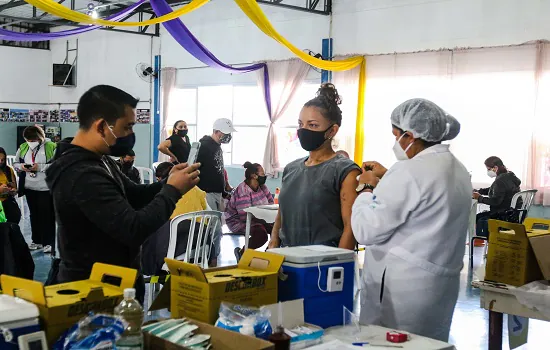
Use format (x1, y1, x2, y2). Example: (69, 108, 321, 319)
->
(356, 183, 375, 193)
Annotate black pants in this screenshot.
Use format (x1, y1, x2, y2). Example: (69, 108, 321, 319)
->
(25, 189, 55, 248)
(2, 198, 21, 224)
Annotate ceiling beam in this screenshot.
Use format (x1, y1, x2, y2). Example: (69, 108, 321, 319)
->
(0, 0, 28, 12)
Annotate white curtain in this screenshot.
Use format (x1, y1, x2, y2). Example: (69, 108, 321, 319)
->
(333, 58, 363, 160)
(257, 59, 310, 174)
(361, 44, 550, 203)
(158, 67, 177, 163)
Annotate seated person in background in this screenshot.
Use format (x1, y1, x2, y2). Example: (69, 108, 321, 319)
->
(0, 147, 20, 224)
(268, 84, 360, 250)
(141, 162, 216, 274)
(473, 156, 521, 237)
(225, 162, 273, 261)
(117, 149, 141, 184)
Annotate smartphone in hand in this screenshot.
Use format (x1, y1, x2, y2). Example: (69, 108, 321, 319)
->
(23, 164, 32, 169)
(186, 142, 201, 165)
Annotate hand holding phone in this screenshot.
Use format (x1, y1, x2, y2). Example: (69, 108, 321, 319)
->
(23, 164, 32, 169)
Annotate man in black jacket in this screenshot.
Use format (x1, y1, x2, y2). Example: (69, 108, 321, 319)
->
(46, 85, 200, 300)
(117, 149, 141, 184)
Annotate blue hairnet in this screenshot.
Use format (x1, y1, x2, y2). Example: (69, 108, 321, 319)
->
(391, 98, 460, 142)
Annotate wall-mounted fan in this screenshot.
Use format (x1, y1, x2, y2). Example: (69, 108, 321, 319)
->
(303, 49, 326, 73)
(136, 63, 157, 82)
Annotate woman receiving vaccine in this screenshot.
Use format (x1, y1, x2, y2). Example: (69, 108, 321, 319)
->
(351, 99, 470, 342)
(268, 84, 361, 250)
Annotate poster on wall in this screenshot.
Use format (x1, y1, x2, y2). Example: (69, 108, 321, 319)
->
(9, 109, 30, 122)
(137, 109, 150, 124)
(49, 110, 60, 123)
(0, 109, 9, 122)
(60, 109, 78, 123)
(29, 110, 49, 123)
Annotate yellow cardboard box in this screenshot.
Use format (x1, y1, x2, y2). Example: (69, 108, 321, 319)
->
(0, 263, 137, 345)
(525, 218, 550, 280)
(485, 219, 542, 286)
(151, 250, 284, 324)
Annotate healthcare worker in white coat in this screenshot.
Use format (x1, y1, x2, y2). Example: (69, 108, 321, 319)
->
(352, 98, 471, 342)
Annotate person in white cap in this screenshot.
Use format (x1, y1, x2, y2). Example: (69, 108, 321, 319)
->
(196, 117, 236, 266)
(351, 98, 470, 342)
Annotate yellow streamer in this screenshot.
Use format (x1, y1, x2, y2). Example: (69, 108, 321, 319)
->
(354, 59, 366, 165)
(23, 0, 207, 26)
(233, 0, 362, 71)
(233, 0, 366, 161)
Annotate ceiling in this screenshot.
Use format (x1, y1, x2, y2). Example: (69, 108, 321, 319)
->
(0, 0, 330, 35)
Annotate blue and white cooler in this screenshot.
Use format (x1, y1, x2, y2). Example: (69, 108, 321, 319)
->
(0, 295, 40, 350)
(268, 246, 355, 328)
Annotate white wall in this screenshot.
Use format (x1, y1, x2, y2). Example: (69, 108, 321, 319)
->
(0, 46, 50, 105)
(161, 0, 329, 85)
(49, 30, 157, 107)
(161, 0, 550, 78)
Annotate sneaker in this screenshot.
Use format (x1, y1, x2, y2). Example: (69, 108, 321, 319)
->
(28, 243, 43, 250)
(234, 247, 243, 262)
(43, 245, 52, 254)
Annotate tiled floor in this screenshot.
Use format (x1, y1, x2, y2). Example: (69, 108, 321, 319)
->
(18, 202, 549, 350)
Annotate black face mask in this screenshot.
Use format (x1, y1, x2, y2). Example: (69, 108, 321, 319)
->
(257, 175, 267, 186)
(177, 129, 188, 137)
(108, 133, 136, 157)
(220, 133, 232, 144)
(122, 161, 134, 168)
(297, 125, 333, 152)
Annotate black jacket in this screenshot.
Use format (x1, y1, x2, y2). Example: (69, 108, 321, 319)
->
(478, 171, 521, 213)
(117, 161, 142, 184)
(196, 136, 224, 193)
(0, 222, 34, 281)
(45, 139, 182, 282)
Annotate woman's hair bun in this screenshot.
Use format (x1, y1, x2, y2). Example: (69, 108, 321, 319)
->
(243, 161, 253, 169)
(317, 83, 342, 106)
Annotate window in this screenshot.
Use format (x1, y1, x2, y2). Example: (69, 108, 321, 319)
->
(362, 46, 543, 197)
(168, 84, 270, 166)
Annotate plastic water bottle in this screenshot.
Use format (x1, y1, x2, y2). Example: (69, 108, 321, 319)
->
(114, 288, 144, 349)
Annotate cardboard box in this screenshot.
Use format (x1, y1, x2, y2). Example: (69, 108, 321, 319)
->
(485, 220, 543, 286)
(0, 263, 137, 345)
(151, 250, 284, 324)
(525, 218, 550, 280)
(143, 319, 274, 350)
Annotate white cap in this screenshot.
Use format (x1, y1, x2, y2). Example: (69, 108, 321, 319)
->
(213, 118, 237, 134)
(123, 288, 136, 299)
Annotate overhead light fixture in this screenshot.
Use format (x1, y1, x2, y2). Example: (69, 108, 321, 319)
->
(86, 9, 98, 18)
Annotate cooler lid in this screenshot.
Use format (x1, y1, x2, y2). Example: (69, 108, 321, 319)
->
(0, 294, 39, 323)
(268, 245, 355, 264)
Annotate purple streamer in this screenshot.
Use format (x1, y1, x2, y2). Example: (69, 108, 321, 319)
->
(150, 0, 272, 117)
(0, 0, 145, 42)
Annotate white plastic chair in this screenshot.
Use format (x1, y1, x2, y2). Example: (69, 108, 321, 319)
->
(135, 166, 154, 184)
(511, 189, 538, 223)
(6, 156, 16, 168)
(145, 210, 222, 313)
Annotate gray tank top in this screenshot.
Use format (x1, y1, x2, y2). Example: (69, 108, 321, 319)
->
(278, 154, 360, 247)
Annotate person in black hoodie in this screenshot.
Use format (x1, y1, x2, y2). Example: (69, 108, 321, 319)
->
(46, 85, 200, 301)
(195, 118, 236, 266)
(473, 156, 521, 237)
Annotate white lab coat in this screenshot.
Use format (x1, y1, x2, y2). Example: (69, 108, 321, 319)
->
(352, 144, 471, 342)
